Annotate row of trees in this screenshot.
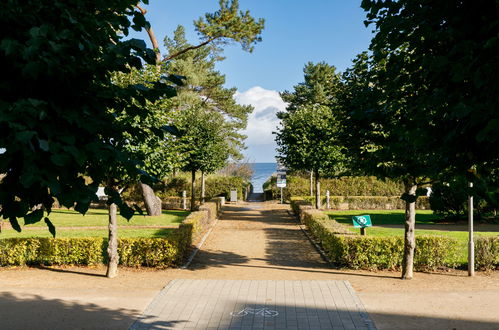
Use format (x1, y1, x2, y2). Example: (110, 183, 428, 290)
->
(276, 0, 498, 279)
(1, 0, 264, 277)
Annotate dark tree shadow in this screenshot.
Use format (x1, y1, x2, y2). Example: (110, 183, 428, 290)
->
(0, 292, 184, 329)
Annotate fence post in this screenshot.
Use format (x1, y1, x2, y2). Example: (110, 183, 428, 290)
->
(182, 190, 187, 210)
(326, 190, 330, 209)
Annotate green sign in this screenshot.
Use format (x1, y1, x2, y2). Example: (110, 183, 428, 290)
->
(352, 215, 372, 228)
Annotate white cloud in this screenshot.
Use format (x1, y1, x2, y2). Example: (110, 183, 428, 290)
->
(234, 87, 286, 162)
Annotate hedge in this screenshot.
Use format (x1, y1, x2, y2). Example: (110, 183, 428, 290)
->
(296, 195, 430, 210)
(291, 197, 460, 271)
(265, 175, 405, 199)
(0, 197, 224, 267)
(475, 236, 499, 270)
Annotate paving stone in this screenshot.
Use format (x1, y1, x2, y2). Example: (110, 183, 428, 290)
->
(130, 279, 376, 330)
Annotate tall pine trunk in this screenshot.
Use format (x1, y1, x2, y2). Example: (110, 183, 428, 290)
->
(201, 171, 206, 204)
(139, 183, 162, 216)
(106, 202, 119, 278)
(190, 169, 196, 211)
(315, 170, 321, 209)
(402, 180, 417, 280)
(310, 171, 314, 197)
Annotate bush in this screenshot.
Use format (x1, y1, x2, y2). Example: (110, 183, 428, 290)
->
(0, 198, 224, 267)
(266, 175, 405, 200)
(296, 195, 430, 210)
(291, 197, 461, 271)
(475, 236, 499, 270)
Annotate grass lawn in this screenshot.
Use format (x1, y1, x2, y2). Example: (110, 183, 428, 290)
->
(326, 209, 499, 264)
(0, 208, 189, 239)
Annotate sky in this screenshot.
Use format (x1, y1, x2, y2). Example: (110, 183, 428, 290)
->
(131, 1, 374, 162)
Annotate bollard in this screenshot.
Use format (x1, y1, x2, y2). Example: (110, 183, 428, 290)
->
(326, 190, 330, 209)
(182, 190, 187, 210)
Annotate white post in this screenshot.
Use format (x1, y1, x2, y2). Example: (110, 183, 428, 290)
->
(182, 190, 187, 210)
(326, 190, 330, 209)
(468, 181, 475, 276)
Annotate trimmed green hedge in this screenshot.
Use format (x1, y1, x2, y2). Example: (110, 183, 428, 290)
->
(475, 236, 499, 270)
(0, 197, 224, 267)
(291, 198, 460, 271)
(296, 195, 430, 210)
(266, 175, 405, 199)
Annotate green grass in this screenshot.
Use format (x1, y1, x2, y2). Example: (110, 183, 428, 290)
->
(28, 208, 188, 227)
(0, 208, 188, 239)
(325, 209, 439, 225)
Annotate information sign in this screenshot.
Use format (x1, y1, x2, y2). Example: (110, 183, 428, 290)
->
(276, 173, 286, 188)
(352, 215, 372, 228)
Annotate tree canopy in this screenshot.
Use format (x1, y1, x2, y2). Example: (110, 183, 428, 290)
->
(0, 0, 173, 233)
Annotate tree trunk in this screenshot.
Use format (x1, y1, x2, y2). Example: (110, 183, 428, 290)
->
(139, 183, 162, 216)
(201, 171, 206, 204)
(190, 169, 196, 211)
(315, 170, 321, 209)
(310, 171, 314, 197)
(401, 180, 417, 280)
(106, 202, 119, 278)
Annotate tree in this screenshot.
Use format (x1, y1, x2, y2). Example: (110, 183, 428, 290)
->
(354, 0, 499, 278)
(176, 108, 230, 210)
(132, 0, 263, 214)
(0, 0, 169, 233)
(337, 51, 443, 280)
(276, 62, 346, 208)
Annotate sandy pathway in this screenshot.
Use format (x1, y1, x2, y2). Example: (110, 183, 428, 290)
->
(1, 201, 498, 329)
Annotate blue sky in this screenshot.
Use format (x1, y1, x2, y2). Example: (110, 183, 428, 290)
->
(132, 1, 374, 162)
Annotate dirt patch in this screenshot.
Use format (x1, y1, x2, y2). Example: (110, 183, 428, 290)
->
(1, 201, 498, 329)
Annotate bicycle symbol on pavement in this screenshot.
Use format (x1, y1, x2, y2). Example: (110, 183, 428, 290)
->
(230, 307, 279, 317)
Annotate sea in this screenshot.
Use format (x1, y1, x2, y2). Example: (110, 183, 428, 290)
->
(249, 163, 277, 193)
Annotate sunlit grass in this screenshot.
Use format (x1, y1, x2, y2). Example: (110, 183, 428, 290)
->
(0, 208, 188, 239)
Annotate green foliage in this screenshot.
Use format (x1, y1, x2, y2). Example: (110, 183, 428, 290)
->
(276, 62, 346, 177)
(194, 0, 265, 53)
(118, 238, 180, 267)
(291, 197, 462, 270)
(0, 198, 224, 267)
(475, 236, 499, 271)
(429, 180, 468, 220)
(361, 0, 499, 174)
(301, 195, 430, 210)
(0, 0, 173, 230)
(266, 175, 404, 198)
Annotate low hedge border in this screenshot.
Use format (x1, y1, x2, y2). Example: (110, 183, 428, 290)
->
(290, 197, 462, 271)
(296, 195, 430, 210)
(0, 197, 224, 267)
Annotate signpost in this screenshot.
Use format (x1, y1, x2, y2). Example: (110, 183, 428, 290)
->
(352, 215, 372, 235)
(276, 165, 286, 204)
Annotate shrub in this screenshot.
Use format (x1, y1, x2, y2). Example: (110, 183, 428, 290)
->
(295, 195, 430, 210)
(475, 236, 499, 270)
(266, 175, 405, 199)
(37, 238, 104, 265)
(118, 238, 180, 267)
(0, 198, 224, 267)
(291, 197, 461, 271)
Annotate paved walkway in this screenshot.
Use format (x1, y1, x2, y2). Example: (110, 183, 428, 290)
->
(131, 279, 374, 330)
(131, 202, 376, 329)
